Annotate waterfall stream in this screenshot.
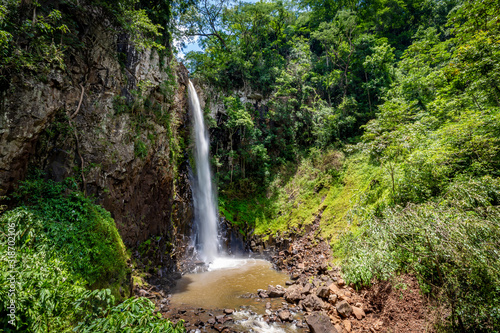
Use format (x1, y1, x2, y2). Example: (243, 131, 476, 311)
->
(188, 80, 219, 263)
(178, 81, 300, 333)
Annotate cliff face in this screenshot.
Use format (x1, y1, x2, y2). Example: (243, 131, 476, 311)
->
(0, 24, 194, 255)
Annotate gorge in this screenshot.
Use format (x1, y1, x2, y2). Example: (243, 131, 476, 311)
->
(1, 1, 500, 332)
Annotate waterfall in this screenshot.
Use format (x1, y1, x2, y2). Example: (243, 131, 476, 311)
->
(188, 80, 219, 263)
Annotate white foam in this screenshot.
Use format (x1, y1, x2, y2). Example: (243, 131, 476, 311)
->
(233, 310, 297, 333)
(208, 257, 255, 271)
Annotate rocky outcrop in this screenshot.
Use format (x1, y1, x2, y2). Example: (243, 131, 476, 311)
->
(0, 16, 194, 270)
(306, 313, 338, 333)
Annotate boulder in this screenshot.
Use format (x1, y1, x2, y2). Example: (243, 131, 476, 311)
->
(267, 285, 286, 298)
(328, 294, 338, 304)
(306, 313, 339, 333)
(278, 310, 291, 321)
(328, 282, 341, 295)
(336, 301, 353, 318)
(285, 284, 303, 303)
(352, 306, 365, 320)
(302, 294, 324, 311)
(258, 289, 269, 298)
(302, 283, 312, 295)
(317, 286, 330, 299)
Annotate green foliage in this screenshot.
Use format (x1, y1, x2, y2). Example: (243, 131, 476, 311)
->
(331, 1, 500, 330)
(11, 177, 128, 287)
(0, 209, 87, 331)
(340, 177, 500, 331)
(0, 179, 183, 332)
(135, 139, 148, 159)
(0, 0, 175, 84)
(75, 297, 185, 333)
(220, 149, 349, 236)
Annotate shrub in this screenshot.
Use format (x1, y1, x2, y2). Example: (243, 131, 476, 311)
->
(12, 177, 128, 287)
(340, 176, 500, 331)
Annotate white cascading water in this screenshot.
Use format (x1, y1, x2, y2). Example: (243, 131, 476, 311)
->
(188, 80, 219, 263)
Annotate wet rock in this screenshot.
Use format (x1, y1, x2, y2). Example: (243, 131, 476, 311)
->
(266, 302, 272, 309)
(214, 324, 225, 332)
(216, 315, 225, 323)
(224, 309, 234, 314)
(207, 318, 216, 325)
(306, 312, 339, 333)
(258, 289, 269, 298)
(316, 286, 330, 299)
(352, 306, 365, 320)
(284, 284, 303, 303)
(267, 285, 286, 298)
(285, 280, 294, 286)
(278, 310, 291, 321)
(302, 294, 324, 311)
(336, 301, 353, 318)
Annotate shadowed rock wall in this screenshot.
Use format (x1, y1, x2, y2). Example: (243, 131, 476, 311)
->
(0, 22, 194, 257)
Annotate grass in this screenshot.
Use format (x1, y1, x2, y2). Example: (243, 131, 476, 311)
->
(219, 149, 391, 248)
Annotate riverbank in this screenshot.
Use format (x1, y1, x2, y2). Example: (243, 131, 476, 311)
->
(133, 218, 431, 333)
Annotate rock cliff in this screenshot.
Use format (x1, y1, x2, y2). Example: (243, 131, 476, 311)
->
(0, 23, 194, 266)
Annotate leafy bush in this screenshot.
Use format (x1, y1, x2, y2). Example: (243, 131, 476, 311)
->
(0, 208, 89, 332)
(12, 177, 128, 287)
(0, 179, 183, 332)
(340, 176, 500, 331)
(75, 297, 185, 333)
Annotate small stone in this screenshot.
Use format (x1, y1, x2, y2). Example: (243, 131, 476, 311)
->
(266, 302, 272, 309)
(344, 319, 352, 332)
(337, 278, 345, 287)
(207, 318, 216, 325)
(278, 310, 291, 321)
(352, 306, 365, 320)
(329, 294, 338, 304)
(224, 309, 234, 314)
(335, 323, 343, 333)
(213, 324, 225, 332)
(336, 300, 353, 318)
(329, 283, 341, 294)
(216, 315, 225, 323)
(302, 283, 312, 294)
(316, 286, 330, 299)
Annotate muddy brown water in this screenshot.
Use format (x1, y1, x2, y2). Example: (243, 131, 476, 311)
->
(170, 258, 289, 309)
(170, 257, 302, 332)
